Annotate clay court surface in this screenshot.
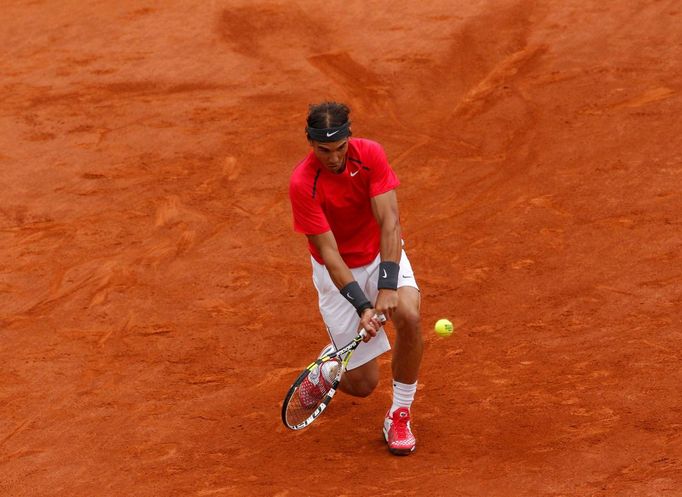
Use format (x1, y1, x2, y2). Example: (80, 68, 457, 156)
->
(1, 1, 681, 496)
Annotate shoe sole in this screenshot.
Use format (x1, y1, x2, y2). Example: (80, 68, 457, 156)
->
(382, 427, 416, 456)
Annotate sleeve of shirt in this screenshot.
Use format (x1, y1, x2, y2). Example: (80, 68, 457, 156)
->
(368, 142, 400, 197)
(289, 175, 330, 235)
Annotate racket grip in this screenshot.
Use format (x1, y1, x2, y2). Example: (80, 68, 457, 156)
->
(358, 313, 386, 338)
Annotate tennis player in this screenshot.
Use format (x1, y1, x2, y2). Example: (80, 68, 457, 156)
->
(288, 101, 423, 455)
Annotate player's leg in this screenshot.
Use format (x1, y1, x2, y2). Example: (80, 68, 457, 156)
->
(368, 248, 421, 455)
(391, 286, 422, 384)
(363, 248, 423, 388)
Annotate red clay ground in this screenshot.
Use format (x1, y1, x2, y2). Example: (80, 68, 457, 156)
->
(1, 1, 681, 496)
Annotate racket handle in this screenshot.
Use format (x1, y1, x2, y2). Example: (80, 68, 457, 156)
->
(358, 313, 387, 338)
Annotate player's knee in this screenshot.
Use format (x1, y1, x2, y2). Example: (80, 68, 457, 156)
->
(393, 308, 422, 340)
(343, 366, 379, 397)
(351, 375, 378, 397)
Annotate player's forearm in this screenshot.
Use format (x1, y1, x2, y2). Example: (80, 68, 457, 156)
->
(321, 247, 373, 316)
(380, 217, 402, 263)
(310, 232, 373, 316)
(376, 215, 402, 293)
(371, 190, 402, 263)
(319, 245, 355, 290)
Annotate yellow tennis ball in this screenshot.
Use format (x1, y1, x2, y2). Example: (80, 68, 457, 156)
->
(434, 319, 454, 337)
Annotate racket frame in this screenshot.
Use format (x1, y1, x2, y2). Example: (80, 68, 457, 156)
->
(281, 330, 365, 430)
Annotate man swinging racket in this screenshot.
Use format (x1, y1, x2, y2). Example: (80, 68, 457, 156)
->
(288, 101, 423, 455)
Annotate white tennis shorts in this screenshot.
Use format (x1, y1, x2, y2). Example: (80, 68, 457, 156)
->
(311, 249, 419, 370)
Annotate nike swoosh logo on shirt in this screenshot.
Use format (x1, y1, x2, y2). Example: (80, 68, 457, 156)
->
(350, 170, 359, 176)
(326, 130, 340, 137)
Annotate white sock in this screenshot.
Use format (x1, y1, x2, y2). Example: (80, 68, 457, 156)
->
(390, 380, 417, 415)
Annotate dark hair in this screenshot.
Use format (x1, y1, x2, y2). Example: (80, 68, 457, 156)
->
(306, 101, 351, 129)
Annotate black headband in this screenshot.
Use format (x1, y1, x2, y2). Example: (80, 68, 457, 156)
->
(306, 121, 351, 142)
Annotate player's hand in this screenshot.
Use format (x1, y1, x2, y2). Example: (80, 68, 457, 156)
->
(359, 308, 382, 342)
(374, 289, 398, 321)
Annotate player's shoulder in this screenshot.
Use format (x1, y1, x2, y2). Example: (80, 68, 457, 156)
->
(349, 137, 387, 163)
(290, 153, 318, 188)
(348, 138, 389, 169)
(349, 137, 384, 154)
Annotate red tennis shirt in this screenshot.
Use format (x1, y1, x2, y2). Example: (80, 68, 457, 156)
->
(289, 138, 400, 268)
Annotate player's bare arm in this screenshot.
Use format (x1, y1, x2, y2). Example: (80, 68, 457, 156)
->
(307, 231, 381, 338)
(371, 190, 402, 320)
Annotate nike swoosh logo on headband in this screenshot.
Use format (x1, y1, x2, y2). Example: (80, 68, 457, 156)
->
(326, 130, 340, 137)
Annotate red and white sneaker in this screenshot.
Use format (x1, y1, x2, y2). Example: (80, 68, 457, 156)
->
(298, 358, 339, 409)
(383, 407, 416, 455)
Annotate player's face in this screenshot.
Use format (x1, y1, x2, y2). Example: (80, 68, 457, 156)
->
(310, 139, 348, 174)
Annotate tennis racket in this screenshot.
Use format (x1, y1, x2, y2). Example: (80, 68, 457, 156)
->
(281, 314, 385, 430)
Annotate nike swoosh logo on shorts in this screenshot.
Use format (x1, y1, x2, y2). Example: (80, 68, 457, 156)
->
(326, 130, 340, 137)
